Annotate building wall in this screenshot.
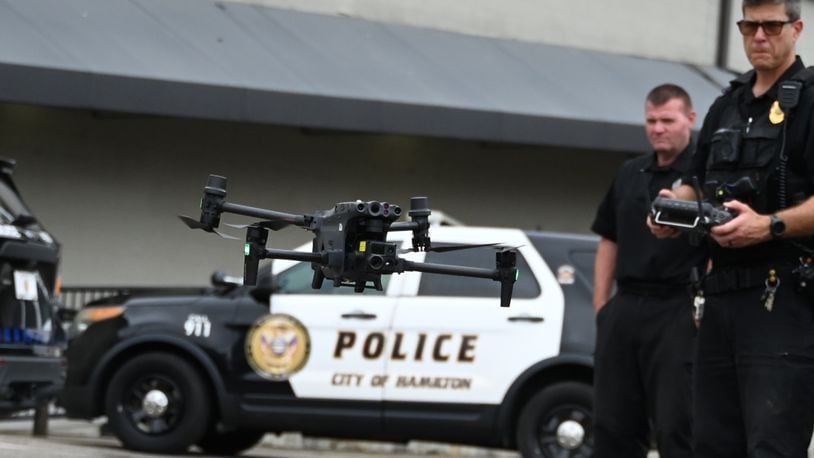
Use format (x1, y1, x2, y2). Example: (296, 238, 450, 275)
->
(233, 0, 722, 66)
(0, 103, 629, 286)
(234, 0, 814, 72)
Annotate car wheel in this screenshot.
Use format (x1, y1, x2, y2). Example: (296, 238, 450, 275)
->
(105, 352, 211, 454)
(516, 382, 594, 458)
(197, 428, 266, 455)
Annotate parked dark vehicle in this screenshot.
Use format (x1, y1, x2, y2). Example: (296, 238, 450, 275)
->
(59, 228, 597, 457)
(0, 158, 65, 416)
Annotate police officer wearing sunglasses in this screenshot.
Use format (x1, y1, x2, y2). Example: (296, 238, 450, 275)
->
(649, 0, 814, 455)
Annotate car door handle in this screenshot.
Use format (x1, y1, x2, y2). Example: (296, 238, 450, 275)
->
(508, 315, 544, 323)
(341, 312, 377, 320)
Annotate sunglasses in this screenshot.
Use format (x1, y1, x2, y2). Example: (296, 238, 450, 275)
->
(736, 19, 796, 36)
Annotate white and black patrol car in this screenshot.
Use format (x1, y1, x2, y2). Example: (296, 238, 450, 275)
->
(59, 227, 597, 457)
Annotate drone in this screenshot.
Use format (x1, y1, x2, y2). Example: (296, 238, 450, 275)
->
(180, 175, 517, 307)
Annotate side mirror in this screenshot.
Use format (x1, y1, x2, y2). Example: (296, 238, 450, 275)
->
(211, 271, 242, 288)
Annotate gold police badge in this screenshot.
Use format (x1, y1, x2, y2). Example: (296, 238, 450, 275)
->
(769, 100, 785, 125)
(245, 314, 310, 380)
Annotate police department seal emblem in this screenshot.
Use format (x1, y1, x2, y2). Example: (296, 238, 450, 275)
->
(245, 314, 310, 380)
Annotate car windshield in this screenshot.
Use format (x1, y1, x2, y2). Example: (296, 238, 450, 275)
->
(275, 261, 388, 295)
(0, 178, 33, 225)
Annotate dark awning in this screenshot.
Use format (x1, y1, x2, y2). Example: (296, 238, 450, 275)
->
(0, 0, 734, 152)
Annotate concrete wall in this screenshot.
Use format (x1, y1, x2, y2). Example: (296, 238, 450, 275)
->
(233, 0, 721, 66)
(0, 103, 629, 286)
(234, 0, 814, 72)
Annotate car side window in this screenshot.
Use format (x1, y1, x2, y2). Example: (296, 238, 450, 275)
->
(275, 262, 388, 295)
(418, 248, 540, 298)
(568, 250, 597, 290)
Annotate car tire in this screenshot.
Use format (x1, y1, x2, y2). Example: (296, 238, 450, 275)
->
(197, 428, 266, 455)
(104, 352, 211, 454)
(516, 382, 594, 458)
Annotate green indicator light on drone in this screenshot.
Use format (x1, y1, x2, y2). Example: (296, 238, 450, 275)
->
(515, 270, 520, 281)
(244, 243, 251, 256)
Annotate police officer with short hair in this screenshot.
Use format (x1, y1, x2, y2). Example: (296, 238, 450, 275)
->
(649, 1, 814, 455)
(592, 84, 706, 458)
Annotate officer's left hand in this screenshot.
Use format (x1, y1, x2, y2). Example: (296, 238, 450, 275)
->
(647, 189, 682, 239)
(709, 200, 771, 248)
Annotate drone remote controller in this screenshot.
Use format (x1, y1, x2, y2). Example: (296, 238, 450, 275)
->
(650, 197, 734, 232)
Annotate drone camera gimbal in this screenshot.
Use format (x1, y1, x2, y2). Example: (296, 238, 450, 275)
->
(181, 175, 517, 307)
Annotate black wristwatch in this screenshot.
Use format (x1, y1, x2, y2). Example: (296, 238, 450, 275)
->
(769, 214, 786, 239)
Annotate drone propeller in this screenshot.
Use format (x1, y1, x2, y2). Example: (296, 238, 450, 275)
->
(398, 242, 504, 254)
(225, 220, 292, 231)
(179, 214, 207, 230)
(178, 214, 240, 240)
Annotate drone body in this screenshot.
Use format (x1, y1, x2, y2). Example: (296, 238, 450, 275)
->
(307, 200, 402, 292)
(181, 175, 516, 306)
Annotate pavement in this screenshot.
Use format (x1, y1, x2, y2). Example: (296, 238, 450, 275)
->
(0, 417, 519, 457)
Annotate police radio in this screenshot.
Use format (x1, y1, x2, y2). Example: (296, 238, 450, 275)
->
(779, 80, 802, 112)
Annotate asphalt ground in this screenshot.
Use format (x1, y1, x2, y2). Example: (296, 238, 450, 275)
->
(0, 417, 519, 458)
(9, 417, 814, 457)
(23, 416, 814, 457)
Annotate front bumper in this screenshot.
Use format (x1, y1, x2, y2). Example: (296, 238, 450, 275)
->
(0, 354, 65, 414)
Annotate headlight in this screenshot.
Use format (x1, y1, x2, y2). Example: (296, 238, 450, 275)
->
(69, 305, 125, 338)
(0, 224, 22, 240)
(39, 231, 54, 244)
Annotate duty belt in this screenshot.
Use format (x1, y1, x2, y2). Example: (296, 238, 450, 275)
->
(617, 281, 688, 298)
(703, 263, 795, 295)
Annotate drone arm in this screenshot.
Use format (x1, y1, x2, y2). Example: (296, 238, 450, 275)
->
(263, 249, 325, 264)
(402, 260, 495, 279)
(243, 225, 268, 285)
(389, 221, 419, 231)
(402, 257, 517, 307)
(243, 224, 324, 286)
(221, 202, 307, 227)
(495, 251, 517, 309)
(244, 248, 325, 286)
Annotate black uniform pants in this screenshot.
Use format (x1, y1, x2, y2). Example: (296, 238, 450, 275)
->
(593, 290, 695, 458)
(694, 284, 814, 457)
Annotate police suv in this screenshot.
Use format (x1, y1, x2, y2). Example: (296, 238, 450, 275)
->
(59, 227, 597, 457)
(0, 158, 65, 417)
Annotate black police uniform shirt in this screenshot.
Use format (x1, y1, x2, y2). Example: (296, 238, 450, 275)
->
(687, 56, 814, 267)
(592, 148, 708, 287)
